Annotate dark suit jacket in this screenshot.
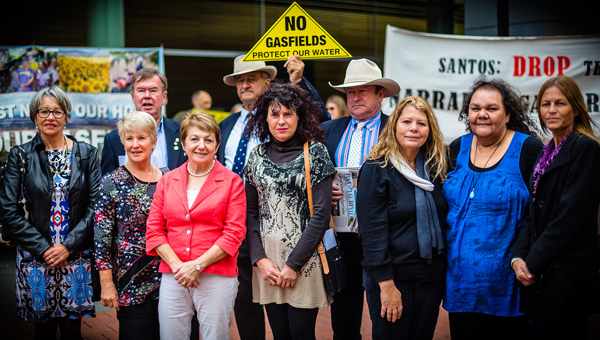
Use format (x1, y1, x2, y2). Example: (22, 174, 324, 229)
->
(512, 133, 600, 317)
(101, 117, 187, 175)
(217, 77, 330, 165)
(321, 113, 389, 166)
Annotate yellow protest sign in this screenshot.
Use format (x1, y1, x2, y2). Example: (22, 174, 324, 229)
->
(243, 2, 351, 62)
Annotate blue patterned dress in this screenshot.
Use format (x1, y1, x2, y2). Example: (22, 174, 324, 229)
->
(443, 132, 530, 317)
(15, 150, 95, 321)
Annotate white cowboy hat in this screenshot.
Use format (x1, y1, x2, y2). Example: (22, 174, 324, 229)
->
(329, 58, 400, 97)
(223, 55, 278, 86)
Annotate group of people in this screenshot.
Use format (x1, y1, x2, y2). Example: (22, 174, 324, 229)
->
(0, 51, 599, 340)
(10, 56, 59, 92)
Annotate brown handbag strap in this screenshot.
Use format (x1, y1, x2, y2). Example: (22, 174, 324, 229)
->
(304, 142, 330, 274)
(304, 142, 314, 216)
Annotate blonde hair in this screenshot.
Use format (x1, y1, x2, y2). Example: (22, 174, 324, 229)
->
(368, 96, 447, 181)
(536, 76, 599, 143)
(118, 111, 158, 144)
(326, 95, 349, 118)
(180, 111, 221, 145)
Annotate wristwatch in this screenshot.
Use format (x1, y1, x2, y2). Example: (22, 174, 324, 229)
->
(194, 260, 201, 272)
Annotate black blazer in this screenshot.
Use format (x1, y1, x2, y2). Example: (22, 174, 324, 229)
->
(321, 113, 389, 166)
(512, 133, 600, 316)
(101, 117, 186, 175)
(217, 77, 330, 165)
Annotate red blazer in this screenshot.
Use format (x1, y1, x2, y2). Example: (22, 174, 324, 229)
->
(146, 160, 246, 276)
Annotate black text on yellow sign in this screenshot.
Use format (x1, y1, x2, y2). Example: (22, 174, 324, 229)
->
(243, 2, 351, 62)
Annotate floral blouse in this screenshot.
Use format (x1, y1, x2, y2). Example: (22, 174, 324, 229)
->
(94, 166, 162, 306)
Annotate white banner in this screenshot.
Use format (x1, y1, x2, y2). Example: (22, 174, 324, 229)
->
(382, 26, 600, 143)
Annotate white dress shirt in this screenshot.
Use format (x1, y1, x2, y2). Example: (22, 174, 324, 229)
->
(223, 106, 260, 170)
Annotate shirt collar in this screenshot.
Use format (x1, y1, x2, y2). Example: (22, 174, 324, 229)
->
(157, 118, 164, 133)
(350, 111, 382, 130)
(240, 106, 257, 125)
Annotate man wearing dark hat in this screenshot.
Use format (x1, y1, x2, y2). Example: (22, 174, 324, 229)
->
(219, 54, 329, 340)
(322, 58, 400, 340)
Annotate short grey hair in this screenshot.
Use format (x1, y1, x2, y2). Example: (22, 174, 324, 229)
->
(29, 86, 72, 124)
(117, 111, 158, 145)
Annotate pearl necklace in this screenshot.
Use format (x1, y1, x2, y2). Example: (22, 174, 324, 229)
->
(187, 159, 215, 177)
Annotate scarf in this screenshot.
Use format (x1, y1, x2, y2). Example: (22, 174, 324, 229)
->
(532, 131, 572, 201)
(389, 151, 444, 263)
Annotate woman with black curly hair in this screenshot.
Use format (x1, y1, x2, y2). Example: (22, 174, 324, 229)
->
(442, 78, 543, 340)
(244, 82, 336, 340)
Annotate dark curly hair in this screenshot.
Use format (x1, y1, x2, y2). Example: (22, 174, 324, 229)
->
(246, 81, 326, 143)
(458, 77, 541, 140)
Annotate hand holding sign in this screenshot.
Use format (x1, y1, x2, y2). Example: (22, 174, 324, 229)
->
(284, 55, 305, 84)
(243, 2, 351, 62)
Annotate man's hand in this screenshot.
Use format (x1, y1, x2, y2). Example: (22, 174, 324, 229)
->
(332, 183, 343, 207)
(284, 55, 305, 84)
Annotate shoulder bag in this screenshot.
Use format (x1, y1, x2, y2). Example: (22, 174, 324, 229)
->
(304, 142, 346, 298)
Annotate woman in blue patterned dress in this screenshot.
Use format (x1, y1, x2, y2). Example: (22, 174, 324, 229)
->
(442, 78, 543, 340)
(94, 111, 164, 340)
(0, 86, 101, 340)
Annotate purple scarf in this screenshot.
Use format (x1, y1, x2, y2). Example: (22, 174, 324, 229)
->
(532, 131, 572, 201)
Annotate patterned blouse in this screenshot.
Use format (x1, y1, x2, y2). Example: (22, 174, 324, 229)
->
(94, 166, 162, 307)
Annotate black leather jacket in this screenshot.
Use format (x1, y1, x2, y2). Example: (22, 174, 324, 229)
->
(0, 134, 101, 260)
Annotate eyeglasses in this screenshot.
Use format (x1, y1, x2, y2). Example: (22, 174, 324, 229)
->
(37, 109, 65, 119)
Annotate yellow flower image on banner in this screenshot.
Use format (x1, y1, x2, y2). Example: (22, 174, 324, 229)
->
(59, 56, 110, 93)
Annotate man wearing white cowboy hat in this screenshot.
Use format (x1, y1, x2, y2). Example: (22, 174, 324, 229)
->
(321, 58, 400, 340)
(218, 54, 329, 340)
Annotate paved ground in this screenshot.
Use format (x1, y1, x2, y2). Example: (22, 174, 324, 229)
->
(0, 244, 450, 339)
(3, 244, 598, 340)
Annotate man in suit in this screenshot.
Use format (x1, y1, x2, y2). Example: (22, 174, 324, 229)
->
(101, 68, 187, 175)
(218, 54, 329, 340)
(321, 58, 400, 340)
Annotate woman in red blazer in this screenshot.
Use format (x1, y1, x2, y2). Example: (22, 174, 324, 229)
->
(146, 112, 246, 340)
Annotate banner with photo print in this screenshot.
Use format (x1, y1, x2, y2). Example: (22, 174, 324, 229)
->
(0, 46, 164, 153)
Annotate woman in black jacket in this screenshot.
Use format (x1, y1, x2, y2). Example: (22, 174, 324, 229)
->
(0, 86, 101, 340)
(512, 76, 600, 340)
(357, 96, 448, 340)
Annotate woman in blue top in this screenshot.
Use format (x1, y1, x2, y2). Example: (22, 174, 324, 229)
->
(443, 78, 543, 340)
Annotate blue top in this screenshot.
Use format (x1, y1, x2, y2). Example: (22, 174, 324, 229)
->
(443, 131, 530, 317)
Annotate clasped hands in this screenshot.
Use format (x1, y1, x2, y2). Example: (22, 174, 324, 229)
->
(42, 243, 70, 269)
(173, 260, 201, 289)
(257, 258, 298, 288)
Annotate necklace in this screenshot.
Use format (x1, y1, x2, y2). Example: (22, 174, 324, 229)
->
(45, 135, 69, 175)
(48, 150, 66, 164)
(469, 131, 506, 199)
(126, 165, 154, 191)
(187, 159, 215, 177)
